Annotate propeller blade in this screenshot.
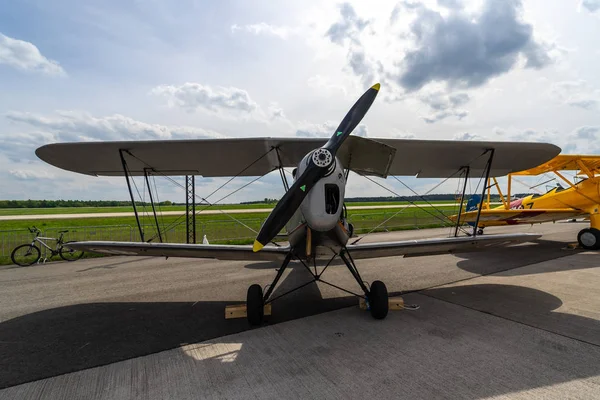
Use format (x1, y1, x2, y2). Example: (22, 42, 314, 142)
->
(253, 83, 381, 252)
(253, 163, 323, 251)
(324, 83, 380, 154)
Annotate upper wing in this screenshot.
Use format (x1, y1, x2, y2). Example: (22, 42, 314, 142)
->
(66, 241, 291, 261)
(450, 209, 585, 226)
(36, 137, 560, 179)
(512, 154, 600, 176)
(346, 233, 541, 259)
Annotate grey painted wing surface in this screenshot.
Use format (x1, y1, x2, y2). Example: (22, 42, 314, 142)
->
(66, 241, 291, 261)
(346, 233, 542, 259)
(36, 137, 560, 178)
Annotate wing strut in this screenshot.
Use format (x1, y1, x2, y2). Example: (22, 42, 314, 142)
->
(454, 166, 470, 237)
(473, 149, 495, 237)
(119, 149, 145, 242)
(144, 168, 163, 243)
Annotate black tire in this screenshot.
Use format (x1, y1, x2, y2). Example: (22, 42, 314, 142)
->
(477, 228, 484, 235)
(578, 228, 600, 250)
(11, 244, 41, 267)
(59, 241, 84, 261)
(368, 280, 389, 320)
(247, 284, 264, 326)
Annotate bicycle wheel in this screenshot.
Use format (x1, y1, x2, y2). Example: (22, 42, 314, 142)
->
(59, 241, 84, 261)
(11, 244, 41, 267)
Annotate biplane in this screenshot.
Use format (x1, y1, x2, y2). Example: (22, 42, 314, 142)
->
(453, 155, 600, 250)
(36, 84, 561, 325)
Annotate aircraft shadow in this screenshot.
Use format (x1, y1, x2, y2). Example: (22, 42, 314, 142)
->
(2, 283, 599, 399)
(0, 265, 355, 389)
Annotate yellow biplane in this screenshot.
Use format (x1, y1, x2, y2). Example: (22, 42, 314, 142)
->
(453, 155, 600, 250)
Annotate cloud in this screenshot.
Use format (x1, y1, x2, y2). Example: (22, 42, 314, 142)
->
(307, 75, 347, 96)
(230, 23, 295, 39)
(419, 91, 469, 123)
(424, 110, 468, 124)
(394, 0, 552, 91)
(550, 80, 599, 110)
(0, 33, 66, 76)
(325, 3, 376, 85)
(567, 99, 598, 110)
(325, 3, 369, 46)
(581, 0, 600, 13)
(453, 132, 483, 141)
(574, 126, 599, 140)
(295, 121, 368, 138)
(150, 83, 258, 114)
(9, 169, 55, 180)
(5, 110, 225, 143)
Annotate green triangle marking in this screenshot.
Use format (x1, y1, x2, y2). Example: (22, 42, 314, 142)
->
(300, 185, 306, 192)
(336, 131, 343, 136)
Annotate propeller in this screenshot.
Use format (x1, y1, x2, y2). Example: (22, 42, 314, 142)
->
(253, 83, 380, 252)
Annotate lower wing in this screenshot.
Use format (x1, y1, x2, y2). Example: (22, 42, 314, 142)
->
(450, 209, 585, 226)
(67, 233, 540, 261)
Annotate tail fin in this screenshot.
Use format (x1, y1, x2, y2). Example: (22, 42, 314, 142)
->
(465, 195, 481, 228)
(466, 195, 481, 212)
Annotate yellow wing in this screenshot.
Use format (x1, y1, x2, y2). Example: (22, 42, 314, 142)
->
(451, 209, 586, 227)
(512, 155, 600, 177)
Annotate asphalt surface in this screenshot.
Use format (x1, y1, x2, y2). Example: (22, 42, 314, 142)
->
(0, 222, 589, 390)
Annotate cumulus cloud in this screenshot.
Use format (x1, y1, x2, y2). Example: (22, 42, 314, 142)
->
(151, 83, 258, 114)
(581, 0, 600, 13)
(550, 80, 599, 111)
(295, 121, 368, 138)
(325, 3, 376, 85)
(9, 169, 55, 180)
(396, 0, 552, 91)
(325, 3, 369, 45)
(453, 132, 483, 141)
(230, 23, 295, 39)
(0, 33, 66, 76)
(307, 75, 347, 96)
(419, 91, 469, 123)
(5, 110, 224, 147)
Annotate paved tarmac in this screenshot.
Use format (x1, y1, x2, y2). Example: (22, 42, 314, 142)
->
(0, 222, 597, 398)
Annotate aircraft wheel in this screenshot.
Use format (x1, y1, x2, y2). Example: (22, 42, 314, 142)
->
(368, 280, 389, 320)
(247, 284, 264, 326)
(578, 228, 600, 250)
(477, 228, 484, 235)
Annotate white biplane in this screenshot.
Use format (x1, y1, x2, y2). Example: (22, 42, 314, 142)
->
(36, 84, 560, 325)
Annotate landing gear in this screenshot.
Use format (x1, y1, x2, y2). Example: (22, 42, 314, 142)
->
(246, 284, 264, 326)
(477, 228, 484, 235)
(577, 228, 600, 250)
(245, 248, 389, 326)
(368, 280, 389, 319)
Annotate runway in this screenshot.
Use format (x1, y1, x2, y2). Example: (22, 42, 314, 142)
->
(0, 222, 598, 398)
(0, 203, 468, 220)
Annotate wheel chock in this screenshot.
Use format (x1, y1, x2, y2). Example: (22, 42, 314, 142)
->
(359, 296, 404, 311)
(225, 303, 272, 319)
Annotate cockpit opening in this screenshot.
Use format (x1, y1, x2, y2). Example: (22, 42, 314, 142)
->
(324, 184, 340, 214)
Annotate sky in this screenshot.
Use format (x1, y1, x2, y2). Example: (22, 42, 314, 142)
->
(1, 0, 599, 204)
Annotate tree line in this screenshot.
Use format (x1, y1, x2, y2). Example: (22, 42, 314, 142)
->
(0, 199, 175, 209)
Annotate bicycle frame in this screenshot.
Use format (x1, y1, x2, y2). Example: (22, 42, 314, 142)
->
(32, 234, 65, 255)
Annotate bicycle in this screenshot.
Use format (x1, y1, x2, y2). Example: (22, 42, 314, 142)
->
(11, 226, 84, 267)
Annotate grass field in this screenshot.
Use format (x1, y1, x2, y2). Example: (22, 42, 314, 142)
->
(0, 203, 463, 265)
(0, 200, 461, 216)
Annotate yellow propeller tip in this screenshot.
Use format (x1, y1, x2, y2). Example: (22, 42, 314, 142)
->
(253, 240, 264, 252)
(371, 83, 380, 91)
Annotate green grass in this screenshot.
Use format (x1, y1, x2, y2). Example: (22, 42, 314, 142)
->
(0, 200, 464, 216)
(0, 204, 462, 265)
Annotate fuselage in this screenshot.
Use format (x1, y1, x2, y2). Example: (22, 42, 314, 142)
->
(285, 151, 352, 259)
(504, 177, 600, 213)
